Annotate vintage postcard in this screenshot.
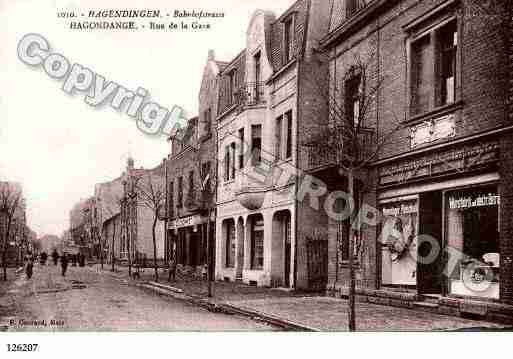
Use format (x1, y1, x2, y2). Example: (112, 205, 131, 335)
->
(1, 0, 512, 356)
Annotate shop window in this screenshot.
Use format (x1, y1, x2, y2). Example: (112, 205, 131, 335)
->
(380, 199, 419, 286)
(251, 125, 262, 166)
(410, 19, 458, 116)
(446, 186, 500, 299)
(225, 219, 236, 268)
(250, 215, 264, 270)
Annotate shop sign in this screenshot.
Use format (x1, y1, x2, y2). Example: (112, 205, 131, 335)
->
(410, 115, 456, 148)
(168, 213, 215, 229)
(379, 141, 499, 186)
(382, 202, 418, 216)
(448, 193, 500, 209)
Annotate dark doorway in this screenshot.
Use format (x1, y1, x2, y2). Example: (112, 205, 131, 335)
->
(417, 191, 443, 294)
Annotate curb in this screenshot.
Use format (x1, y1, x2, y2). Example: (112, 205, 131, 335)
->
(134, 281, 318, 331)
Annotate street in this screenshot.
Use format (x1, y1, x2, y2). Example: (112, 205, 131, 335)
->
(0, 264, 274, 331)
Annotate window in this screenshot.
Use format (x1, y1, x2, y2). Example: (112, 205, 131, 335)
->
(437, 21, 457, 106)
(224, 144, 236, 181)
(177, 176, 183, 208)
(345, 75, 361, 128)
(446, 186, 500, 299)
(228, 69, 238, 105)
(410, 19, 458, 116)
(284, 17, 294, 64)
(201, 161, 211, 184)
(238, 128, 245, 170)
(230, 142, 236, 179)
(202, 108, 212, 137)
(225, 220, 236, 268)
(250, 216, 264, 270)
(224, 145, 230, 181)
(285, 110, 293, 158)
(254, 52, 262, 103)
(188, 171, 195, 201)
(168, 181, 174, 217)
(251, 124, 262, 166)
(275, 115, 283, 160)
(346, 0, 363, 18)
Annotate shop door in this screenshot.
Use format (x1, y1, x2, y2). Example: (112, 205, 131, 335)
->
(417, 192, 443, 294)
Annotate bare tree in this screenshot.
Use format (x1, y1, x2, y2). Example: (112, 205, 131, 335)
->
(136, 172, 165, 282)
(190, 144, 217, 297)
(303, 53, 404, 331)
(0, 184, 22, 281)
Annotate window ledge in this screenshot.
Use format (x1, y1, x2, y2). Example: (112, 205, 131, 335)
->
(406, 101, 463, 125)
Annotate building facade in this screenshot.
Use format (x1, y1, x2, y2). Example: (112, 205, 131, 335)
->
(166, 52, 219, 276)
(214, 0, 331, 289)
(314, 0, 513, 309)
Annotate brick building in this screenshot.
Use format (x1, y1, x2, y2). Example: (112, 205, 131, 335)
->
(214, 0, 331, 289)
(165, 51, 220, 276)
(311, 0, 513, 312)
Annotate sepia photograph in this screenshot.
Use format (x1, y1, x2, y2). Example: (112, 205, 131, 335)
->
(1, 0, 513, 356)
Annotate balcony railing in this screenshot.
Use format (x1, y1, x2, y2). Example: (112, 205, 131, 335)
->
(220, 82, 266, 115)
(306, 128, 375, 171)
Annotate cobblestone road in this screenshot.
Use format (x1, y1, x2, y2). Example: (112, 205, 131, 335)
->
(0, 264, 274, 331)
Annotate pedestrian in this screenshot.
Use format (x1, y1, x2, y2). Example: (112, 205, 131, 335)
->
(25, 255, 34, 279)
(167, 250, 177, 282)
(78, 253, 85, 267)
(52, 249, 59, 266)
(60, 253, 69, 277)
(40, 251, 48, 265)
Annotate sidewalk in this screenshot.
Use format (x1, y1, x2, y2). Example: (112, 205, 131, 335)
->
(90, 264, 509, 331)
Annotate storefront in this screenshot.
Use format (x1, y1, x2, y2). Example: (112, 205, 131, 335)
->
(377, 140, 502, 300)
(379, 179, 500, 298)
(444, 185, 500, 299)
(168, 214, 215, 276)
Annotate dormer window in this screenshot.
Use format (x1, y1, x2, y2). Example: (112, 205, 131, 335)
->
(283, 16, 294, 64)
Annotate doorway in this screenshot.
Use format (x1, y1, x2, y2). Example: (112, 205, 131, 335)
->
(417, 191, 443, 295)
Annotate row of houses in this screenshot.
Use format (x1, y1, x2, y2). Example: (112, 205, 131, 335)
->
(75, 0, 513, 313)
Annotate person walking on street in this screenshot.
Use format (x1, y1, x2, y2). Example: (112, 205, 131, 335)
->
(52, 249, 59, 266)
(167, 250, 177, 282)
(61, 253, 69, 277)
(40, 251, 48, 265)
(25, 253, 34, 279)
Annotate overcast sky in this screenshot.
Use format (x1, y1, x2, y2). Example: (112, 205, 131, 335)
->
(0, 0, 292, 237)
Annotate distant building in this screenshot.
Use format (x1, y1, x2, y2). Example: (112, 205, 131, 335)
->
(92, 157, 167, 264)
